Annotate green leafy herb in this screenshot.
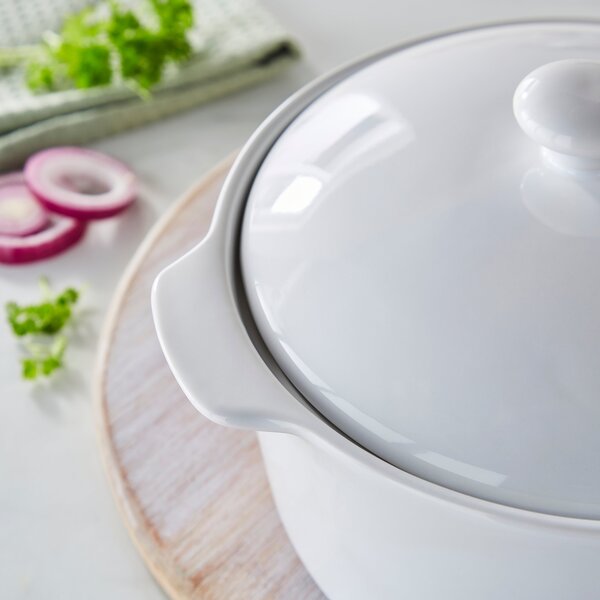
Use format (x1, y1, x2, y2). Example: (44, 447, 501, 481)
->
(7, 286, 79, 337)
(5, 278, 81, 381)
(21, 335, 68, 380)
(3, 0, 194, 94)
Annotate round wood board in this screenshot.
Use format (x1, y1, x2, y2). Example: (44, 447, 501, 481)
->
(94, 155, 323, 600)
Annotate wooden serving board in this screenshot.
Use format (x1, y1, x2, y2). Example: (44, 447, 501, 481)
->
(94, 155, 323, 600)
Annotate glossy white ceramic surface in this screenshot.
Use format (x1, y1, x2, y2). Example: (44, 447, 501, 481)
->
(259, 431, 600, 600)
(514, 59, 600, 170)
(153, 22, 600, 600)
(240, 24, 600, 518)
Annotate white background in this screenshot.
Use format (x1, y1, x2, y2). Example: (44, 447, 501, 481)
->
(2, 1, 600, 598)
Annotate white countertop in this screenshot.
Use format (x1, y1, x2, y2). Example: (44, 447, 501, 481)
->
(2, 1, 600, 598)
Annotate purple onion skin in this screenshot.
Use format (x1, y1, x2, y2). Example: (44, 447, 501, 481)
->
(0, 220, 86, 265)
(24, 147, 136, 221)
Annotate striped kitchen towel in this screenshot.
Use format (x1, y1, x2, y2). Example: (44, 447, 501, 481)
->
(0, 0, 299, 170)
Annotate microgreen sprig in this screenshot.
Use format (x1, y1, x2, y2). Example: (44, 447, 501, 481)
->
(5, 277, 82, 380)
(21, 335, 68, 380)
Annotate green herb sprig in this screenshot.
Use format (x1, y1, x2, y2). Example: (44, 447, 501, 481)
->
(6, 278, 81, 380)
(1, 0, 194, 94)
(21, 335, 68, 380)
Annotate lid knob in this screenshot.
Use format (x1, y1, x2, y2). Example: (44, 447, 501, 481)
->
(514, 59, 600, 171)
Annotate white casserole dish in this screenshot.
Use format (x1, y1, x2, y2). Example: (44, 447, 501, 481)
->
(153, 22, 600, 599)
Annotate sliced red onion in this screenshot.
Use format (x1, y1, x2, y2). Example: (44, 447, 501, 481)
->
(0, 172, 49, 237)
(0, 214, 86, 264)
(0, 172, 28, 186)
(24, 147, 137, 220)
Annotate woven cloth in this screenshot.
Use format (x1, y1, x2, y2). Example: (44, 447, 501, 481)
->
(0, 0, 299, 170)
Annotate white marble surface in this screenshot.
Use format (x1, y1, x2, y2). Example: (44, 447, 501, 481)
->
(2, 1, 600, 598)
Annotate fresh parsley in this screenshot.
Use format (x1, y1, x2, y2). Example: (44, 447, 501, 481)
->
(6, 278, 81, 380)
(21, 335, 68, 381)
(2, 0, 194, 94)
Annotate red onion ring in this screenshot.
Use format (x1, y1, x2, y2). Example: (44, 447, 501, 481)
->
(25, 147, 137, 220)
(0, 214, 86, 264)
(0, 172, 49, 237)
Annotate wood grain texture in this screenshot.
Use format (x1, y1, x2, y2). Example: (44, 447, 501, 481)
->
(94, 155, 323, 600)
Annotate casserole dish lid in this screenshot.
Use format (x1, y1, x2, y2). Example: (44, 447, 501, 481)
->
(240, 22, 600, 519)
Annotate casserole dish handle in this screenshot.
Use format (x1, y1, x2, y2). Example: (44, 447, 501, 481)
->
(151, 233, 316, 435)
